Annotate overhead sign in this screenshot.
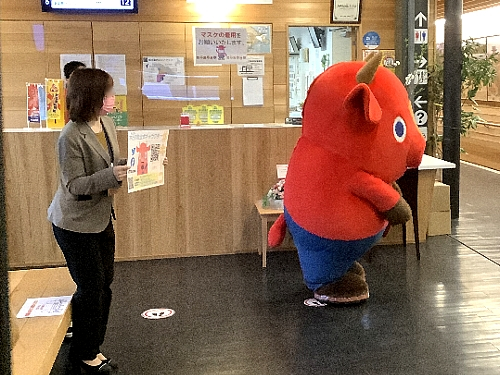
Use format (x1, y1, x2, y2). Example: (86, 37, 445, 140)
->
(417, 55, 427, 69)
(413, 0, 429, 127)
(414, 95, 427, 109)
(413, 69, 428, 85)
(414, 110, 428, 126)
(415, 12, 427, 27)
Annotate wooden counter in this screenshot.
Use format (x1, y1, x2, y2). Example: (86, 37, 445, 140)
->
(4, 125, 454, 268)
(4, 125, 302, 268)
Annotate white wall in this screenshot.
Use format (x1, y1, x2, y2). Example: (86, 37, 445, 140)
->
(436, 6, 500, 43)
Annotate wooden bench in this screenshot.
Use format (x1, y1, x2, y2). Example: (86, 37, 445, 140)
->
(9, 267, 75, 375)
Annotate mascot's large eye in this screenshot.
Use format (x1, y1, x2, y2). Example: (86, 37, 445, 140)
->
(393, 117, 406, 143)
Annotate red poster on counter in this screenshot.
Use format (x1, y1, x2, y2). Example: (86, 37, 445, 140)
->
(27, 83, 41, 123)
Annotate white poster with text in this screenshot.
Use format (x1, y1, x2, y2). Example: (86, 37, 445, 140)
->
(194, 28, 247, 65)
(127, 130, 169, 193)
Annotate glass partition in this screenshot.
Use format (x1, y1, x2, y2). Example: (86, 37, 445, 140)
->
(288, 26, 358, 118)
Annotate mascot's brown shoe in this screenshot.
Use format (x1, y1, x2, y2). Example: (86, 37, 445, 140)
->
(313, 273, 369, 304)
(347, 261, 366, 281)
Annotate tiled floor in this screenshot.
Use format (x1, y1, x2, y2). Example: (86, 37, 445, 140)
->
(50, 162, 500, 375)
(451, 162, 500, 265)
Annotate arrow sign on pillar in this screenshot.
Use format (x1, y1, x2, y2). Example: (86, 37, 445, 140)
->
(415, 12, 427, 27)
(418, 56, 427, 68)
(414, 95, 428, 109)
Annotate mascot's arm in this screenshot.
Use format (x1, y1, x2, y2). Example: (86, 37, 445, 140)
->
(349, 171, 411, 225)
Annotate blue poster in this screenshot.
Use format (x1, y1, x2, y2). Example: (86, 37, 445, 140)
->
(38, 85, 47, 121)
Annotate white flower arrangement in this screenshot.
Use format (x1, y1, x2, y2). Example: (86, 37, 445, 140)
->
(263, 179, 285, 209)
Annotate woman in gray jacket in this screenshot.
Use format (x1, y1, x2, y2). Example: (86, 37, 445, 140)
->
(48, 68, 128, 374)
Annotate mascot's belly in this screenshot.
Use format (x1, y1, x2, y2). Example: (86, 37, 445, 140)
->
(284, 137, 387, 241)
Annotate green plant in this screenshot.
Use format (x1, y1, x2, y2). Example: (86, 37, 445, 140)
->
(427, 38, 499, 155)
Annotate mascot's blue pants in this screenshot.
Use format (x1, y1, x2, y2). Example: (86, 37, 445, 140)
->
(284, 208, 384, 291)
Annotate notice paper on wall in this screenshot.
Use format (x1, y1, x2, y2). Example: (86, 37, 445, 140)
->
(143, 56, 186, 86)
(193, 27, 248, 65)
(59, 54, 92, 80)
(16, 296, 72, 318)
(243, 77, 264, 106)
(95, 54, 127, 95)
(127, 130, 169, 193)
(107, 95, 128, 127)
(238, 55, 265, 77)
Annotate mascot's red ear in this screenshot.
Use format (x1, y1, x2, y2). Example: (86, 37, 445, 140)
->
(343, 83, 382, 128)
(343, 51, 383, 129)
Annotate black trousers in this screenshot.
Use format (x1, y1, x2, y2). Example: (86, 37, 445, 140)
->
(52, 221, 115, 361)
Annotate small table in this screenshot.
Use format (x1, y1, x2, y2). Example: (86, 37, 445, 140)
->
(255, 200, 284, 267)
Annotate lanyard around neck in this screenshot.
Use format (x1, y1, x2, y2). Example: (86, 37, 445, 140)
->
(100, 118, 114, 162)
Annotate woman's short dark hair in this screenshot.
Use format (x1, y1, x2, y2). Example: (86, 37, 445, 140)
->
(63, 61, 86, 80)
(67, 69, 113, 123)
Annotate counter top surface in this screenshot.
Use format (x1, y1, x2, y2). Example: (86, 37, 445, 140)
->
(2, 127, 457, 171)
(4, 123, 302, 132)
(419, 154, 456, 170)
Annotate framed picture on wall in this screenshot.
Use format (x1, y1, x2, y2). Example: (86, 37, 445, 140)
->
(331, 0, 362, 24)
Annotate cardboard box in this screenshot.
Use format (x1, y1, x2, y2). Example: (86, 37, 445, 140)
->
(428, 211, 452, 236)
(431, 181, 450, 212)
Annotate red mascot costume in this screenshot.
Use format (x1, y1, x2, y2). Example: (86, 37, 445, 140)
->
(268, 53, 426, 304)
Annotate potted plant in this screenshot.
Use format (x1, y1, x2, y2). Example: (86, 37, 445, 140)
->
(426, 38, 498, 157)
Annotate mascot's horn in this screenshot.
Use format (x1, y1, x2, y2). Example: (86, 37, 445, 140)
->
(356, 52, 383, 84)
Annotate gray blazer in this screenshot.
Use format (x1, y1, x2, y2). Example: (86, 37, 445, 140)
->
(48, 116, 122, 233)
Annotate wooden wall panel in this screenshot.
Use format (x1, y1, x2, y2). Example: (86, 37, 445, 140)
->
(4, 131, 64, 266)
(1, 0, 397, 127)
(92, 22, 143, 126)
(44, 21, 93, 78)
(461, 124, 500, 171)
(0, 21, 92, 128)
(359, 1, 395, 52)
(1, 21, 47, 128)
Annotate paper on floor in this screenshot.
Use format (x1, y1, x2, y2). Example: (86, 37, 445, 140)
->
(16, 296, 72, 318)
